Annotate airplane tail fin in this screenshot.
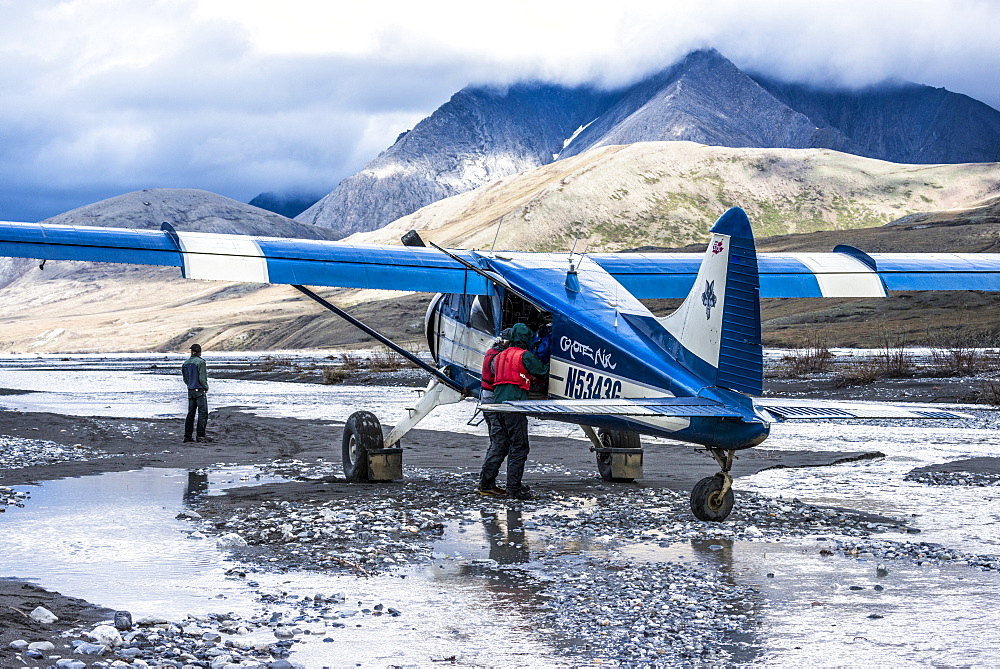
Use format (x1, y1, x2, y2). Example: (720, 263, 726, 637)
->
(660, 207, 762, 395)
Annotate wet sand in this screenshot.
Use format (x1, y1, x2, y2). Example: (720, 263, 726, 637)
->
(0, 405, 880, 490)
(0, 580, 115, 656)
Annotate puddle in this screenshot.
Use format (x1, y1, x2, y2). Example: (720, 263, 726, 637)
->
(625, 537, 1000, 665)
(739, 420, 1000, 553)
(1, 467, 284, 619)
(0, 466, 566, 665)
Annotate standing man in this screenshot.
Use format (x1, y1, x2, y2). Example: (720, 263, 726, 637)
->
(182, 344, 211, 443)
(477, 329, 510, 497)
(481, 323, 548, 500)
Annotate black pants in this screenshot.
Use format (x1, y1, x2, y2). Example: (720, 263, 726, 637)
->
(185, 390, 208, 438)
(479, 411, 529, 491)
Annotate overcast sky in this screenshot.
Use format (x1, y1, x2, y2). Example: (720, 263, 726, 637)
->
(2, 0, 998, 222)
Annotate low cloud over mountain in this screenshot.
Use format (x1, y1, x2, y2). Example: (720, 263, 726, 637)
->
(296, 50, 1000, 238)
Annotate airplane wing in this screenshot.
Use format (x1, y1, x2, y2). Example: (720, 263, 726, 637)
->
(0, 221, 492, 295)
(482, 397, 745, 418)
(2, 221, 1000, 298)
(591, 248, 1000, 298)
(755, 399, 973, 420)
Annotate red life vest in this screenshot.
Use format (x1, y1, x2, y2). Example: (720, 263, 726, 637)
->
(481, 347, 501, 390)
(493, 347, 531, 391)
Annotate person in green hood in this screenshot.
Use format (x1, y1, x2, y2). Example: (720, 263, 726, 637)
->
(478, 322, 549, 499)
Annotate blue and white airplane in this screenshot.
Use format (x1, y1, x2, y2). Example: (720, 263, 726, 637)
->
(1, 207, 996, 520)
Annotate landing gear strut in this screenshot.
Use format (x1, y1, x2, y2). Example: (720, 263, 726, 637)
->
(341, 378, 465, 482)
(690, 449, 736, 522)
(582, 426, 643, 482)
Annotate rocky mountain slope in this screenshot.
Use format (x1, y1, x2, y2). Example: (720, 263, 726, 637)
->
(296, 49, 1000, 237)
(40, 188, 338, 238)
(348, 142, 1000, 252)
(295, 84, 617, 237)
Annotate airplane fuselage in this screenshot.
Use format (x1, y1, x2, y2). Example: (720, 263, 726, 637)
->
(425, 249, 770, 451)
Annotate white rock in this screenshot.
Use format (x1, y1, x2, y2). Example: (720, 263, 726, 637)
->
(88, 624, 124, 647)
(136, 615, 169, 625)
(217, 533, 248, 548)
(27, 640, 55, 651)
(29, 606, 58, 624)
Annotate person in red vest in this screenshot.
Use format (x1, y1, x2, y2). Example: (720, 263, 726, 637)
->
(477, 322, 549, 500)
(477, 329, 510, 496)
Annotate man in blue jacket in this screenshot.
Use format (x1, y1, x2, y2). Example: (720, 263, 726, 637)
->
(181, 344, 211, 443)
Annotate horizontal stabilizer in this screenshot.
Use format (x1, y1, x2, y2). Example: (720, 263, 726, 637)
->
(482, 397, 744, 418)
(756, 399, 972, 421)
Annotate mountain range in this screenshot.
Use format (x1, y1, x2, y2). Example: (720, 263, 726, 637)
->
(348, 142, 1000, 252)
(294, 49, 1000, 238)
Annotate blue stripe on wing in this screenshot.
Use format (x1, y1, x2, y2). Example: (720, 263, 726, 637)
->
(872, 253, 1000, 291)
(591, 253, 826, 298)
(0, 222, 182, 266)
(255, 239, 491, 293)
(593, 252, 1000, 298)
(0, 222, 492, 294)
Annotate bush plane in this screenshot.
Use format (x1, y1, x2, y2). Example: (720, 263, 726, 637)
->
(0, 207, 996, 520)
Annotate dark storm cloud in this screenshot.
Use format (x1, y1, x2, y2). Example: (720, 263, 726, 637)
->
(0, 0, 996, 222)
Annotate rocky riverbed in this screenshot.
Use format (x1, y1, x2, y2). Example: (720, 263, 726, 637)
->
(2, 356, 1000, 666)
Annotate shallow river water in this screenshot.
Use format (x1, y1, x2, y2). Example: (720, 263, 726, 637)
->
(2, 354, 1000, 665)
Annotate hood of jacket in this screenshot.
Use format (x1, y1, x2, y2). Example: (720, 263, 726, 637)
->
(508, 322, 533, 349)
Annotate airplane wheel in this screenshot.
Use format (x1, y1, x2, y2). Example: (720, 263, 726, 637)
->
(342, 411, 382, 482)
(690, 475, 735, 522)
(596, 428, 640, 482)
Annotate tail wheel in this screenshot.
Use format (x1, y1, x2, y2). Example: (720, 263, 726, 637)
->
(690, 474, 735, 521)
(342, 411, 382, 482)
(595, 428, 641, 482)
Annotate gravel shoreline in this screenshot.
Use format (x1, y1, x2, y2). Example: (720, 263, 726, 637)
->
(3, 380, 1000, 666)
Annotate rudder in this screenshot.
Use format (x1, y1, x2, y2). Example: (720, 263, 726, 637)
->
(660, 207, 762, 395)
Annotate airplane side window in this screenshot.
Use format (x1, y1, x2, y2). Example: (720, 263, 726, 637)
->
(442, 292, 472, 322)
(469, 295, 494, 334)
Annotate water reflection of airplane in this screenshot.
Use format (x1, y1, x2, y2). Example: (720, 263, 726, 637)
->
(480, 509, 530, 565)
(0, 207, 989, 521)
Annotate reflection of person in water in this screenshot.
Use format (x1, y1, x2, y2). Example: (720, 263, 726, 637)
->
(480, 509, 529, 565)
(182, 469, 209, 503)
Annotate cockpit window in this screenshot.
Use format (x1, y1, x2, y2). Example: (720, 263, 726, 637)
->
(469, 295, 495, 334)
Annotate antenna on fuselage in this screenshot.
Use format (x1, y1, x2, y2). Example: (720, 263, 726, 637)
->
(488, 218, 504, 256)
(566, 237, 588, 293)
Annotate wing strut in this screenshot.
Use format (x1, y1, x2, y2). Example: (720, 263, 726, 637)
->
(292, 285, 464, 393)
(427, 241, 547, 311)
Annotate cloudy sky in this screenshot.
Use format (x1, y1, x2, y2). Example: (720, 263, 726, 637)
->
(2, 0, 997, 222)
